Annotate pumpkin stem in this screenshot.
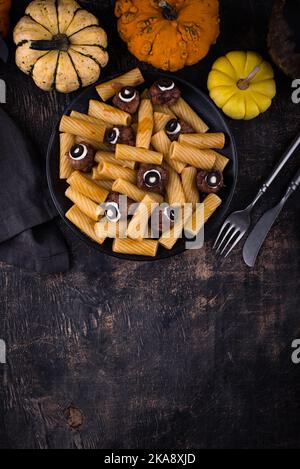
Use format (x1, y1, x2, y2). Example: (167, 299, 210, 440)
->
(158, 0, 178, 20)
(237, 65, 261, 90)
(30, 34, 70, 52)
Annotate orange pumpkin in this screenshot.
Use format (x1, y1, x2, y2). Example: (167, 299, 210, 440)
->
(115, 0, 220, 71)
(0, 0, 11, 38)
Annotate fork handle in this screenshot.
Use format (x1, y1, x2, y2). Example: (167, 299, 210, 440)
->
(248, 132, 300, 209)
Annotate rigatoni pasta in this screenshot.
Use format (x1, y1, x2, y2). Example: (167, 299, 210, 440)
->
(89, 100, 131, 126)
(181, 167, 200, 206)
(170, 142, 216, 169)
(60, 133, 75, 179)
(96, 68, 145, 101)
(97, 160, 137, 184)
(60, 69, 230, 257)
(113, 238, 159, 257)
(59, 115, 106, 142)
(67, 171, 109, 204)
(116, 144, 163, 165)
(136, 99, 154, 149)
(66, 205, 105, 245)
(184, 194, 222, 238)
(170, 98, 209, 133)
(65, 186, 100, 222)
(151, 131, 186, 174)
(153, 112, 172, 134)
(179, 132, 225, 149)
(165, 163, 186, 206)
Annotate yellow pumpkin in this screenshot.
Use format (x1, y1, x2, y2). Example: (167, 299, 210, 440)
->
(13, 0, 109, 93)
(207, 51, 276, 120)
(115, 0, 220, 72)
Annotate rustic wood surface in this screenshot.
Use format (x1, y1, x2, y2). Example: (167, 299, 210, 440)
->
(0, 0, 300, 449)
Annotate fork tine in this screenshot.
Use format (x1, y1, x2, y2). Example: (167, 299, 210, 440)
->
(216, 224, 235, 253)
(224, 231, 245, 258)
(213, 220, 231, 250)
(220, 228, 240, 256)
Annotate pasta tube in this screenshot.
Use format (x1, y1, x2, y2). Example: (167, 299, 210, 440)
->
(170, 142, 216, 170)
(113, 238, 159, 257)
(116, 144, 163, 165)
(65, 205, 105, 245)
(151, 131, 185, 174)
(153, 104, 175, 117)
(170, 98, 209, 134)
(127, 194, 160, 239)
(179, 132, 225, 149)
(67, 171, 109, 204)
(136, 99, 154, 149)
(95, 219, 128, 239)
(184, 194, 222, 238)
(214, 154, 230, 172)
(98, 160, 137, 184)
(112, 178, 163, 203)
(89, 177, 114, 192)
(164, 162, 186, 206)
(88, 100, 131, 126)
(95, 151, 136, 169)
(70, 110, 107, 128)
(75, 136, 110, 151)
(153, 112, 171, 134)
(159, 205, 193, 250)
(59, 115, 106, 142)
(181, 167, 200, 206)
(96, 68, 145, 101)
(60, 133, 74, 179)
(65, 186, 99, 222)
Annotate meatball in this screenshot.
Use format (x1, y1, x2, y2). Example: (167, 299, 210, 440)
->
(197, 170, 224, 194)
(137, 164, 169, 195)
(151, 205, 180, 236)
(68, 142, 95, 173)
(105, 125, 135, 149)
(102, 192, 135, 222)
(113, 86, 140, 114)
(165, 118, 194, 141)
(149, 78, 181, 106)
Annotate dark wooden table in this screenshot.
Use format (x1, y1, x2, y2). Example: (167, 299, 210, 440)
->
(0, 0, 300, 449)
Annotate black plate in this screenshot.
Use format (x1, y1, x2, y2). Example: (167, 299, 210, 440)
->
(46, 71, 238, 261)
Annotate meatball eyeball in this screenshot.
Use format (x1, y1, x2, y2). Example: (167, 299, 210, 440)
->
(102, 192, 135, 222)
(151, 205, 181, 235)
(68, 143, 95, 172)
(165, 118, 194, 141)
(149, 78, 181, 106)
(113, 86, 140, 114)
(137, 164, 169, 195)
(197, 170, 224, 194)
(105, 125, 135, 149)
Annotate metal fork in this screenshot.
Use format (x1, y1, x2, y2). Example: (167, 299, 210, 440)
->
(214, 132, 300, 257)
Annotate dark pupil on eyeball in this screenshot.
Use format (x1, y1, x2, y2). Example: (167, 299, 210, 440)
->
(71, 144, 85, 159)
(105, 204, 119, 220)
(144, 171, 161, 187)
(167, 208, 175, 222)
(107, 129, 117, 142)
(207, 171, 221, 187)
(166, 119, 179, 133)
(158, 78, 174, 89)
(121, 87, 135, 99)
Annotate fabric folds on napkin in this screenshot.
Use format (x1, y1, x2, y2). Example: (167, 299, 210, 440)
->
(0, 107, 69, 273)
